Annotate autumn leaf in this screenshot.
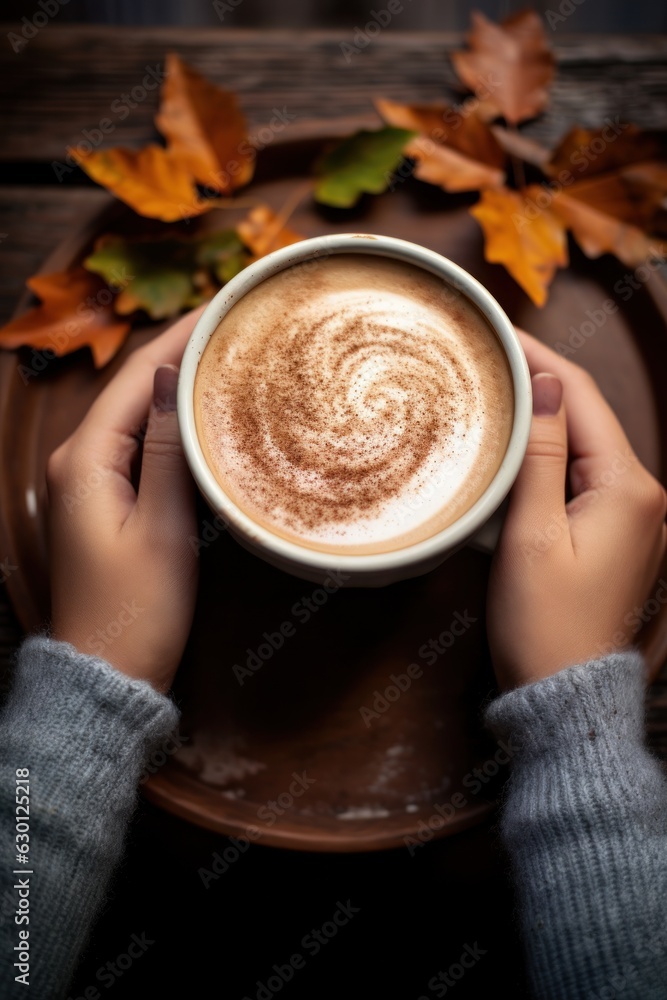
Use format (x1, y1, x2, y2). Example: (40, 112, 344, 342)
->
(551, 189, 666, 269)
(548, 125, 667, 181)
(314, 127, 416, 208)
(376, 99, 505, 192)
(70, 145, 208, 222)
(84, 230, 250, 319)
(155, 53, 254, 192)
(451, 10, 555, 127)
(0, 269, 130, 367)
(237, 204, 304, 258)
(471, 187, 568, 306)
(545, 125, 667, 265)
(194, 230, 249, 283)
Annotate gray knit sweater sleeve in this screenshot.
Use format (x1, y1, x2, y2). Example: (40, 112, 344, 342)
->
(0, 635, 180, 999)
(485, 650, 667, 1000)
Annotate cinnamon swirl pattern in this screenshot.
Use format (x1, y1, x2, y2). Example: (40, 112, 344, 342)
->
(195, 255, 513, 554)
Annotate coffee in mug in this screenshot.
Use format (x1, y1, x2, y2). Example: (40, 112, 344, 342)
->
(194, 253, 514, 557)
(178, 234, 532, 585)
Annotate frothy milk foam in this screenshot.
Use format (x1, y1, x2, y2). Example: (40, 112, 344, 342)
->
(194, 254, 514, 555)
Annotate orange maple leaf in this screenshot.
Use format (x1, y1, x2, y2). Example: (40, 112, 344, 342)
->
(452, 10, 555, 127)
(237, 204, 304, 260)
(0, 269, 130, 368)
(471, 186, 568, 306)
(70, 145, 210, 223)
(155, 53, 255, 193)
(376, 98, 505, 192)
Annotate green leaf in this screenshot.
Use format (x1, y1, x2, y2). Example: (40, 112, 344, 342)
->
(84, 237, 196, 320)
(83, 229, 251, 321)
(314, 127, 416, 208)
(194, 230, 249, 284)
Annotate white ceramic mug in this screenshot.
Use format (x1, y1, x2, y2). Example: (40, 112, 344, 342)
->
(177, 233, 532, 586)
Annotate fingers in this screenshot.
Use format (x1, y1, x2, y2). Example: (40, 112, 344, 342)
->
(75, 305, 206, 480)
(135, 365, 195, 528)
(515, 328, 634, 472)
(504, 373, 569, 545)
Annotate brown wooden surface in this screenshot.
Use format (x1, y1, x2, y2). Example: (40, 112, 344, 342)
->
(1, 27, 667, 999)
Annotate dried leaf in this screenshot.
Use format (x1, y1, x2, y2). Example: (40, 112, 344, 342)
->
(194, 230, 249, 283)
(546, 124, 667, 265)
(471, 186, 568, 306)
(548, 125, 667, 181)
(551, 191, 666, 268)
(236, 204, 304, 258)
(451, 10, 555, 126)
(84, 230, 250, 319)
(314, 127, 415, 208)
(0, 269, 130, 367)
(70, 145, 208, 222)
(376, 98, 505, 192)
(155, 53, 254, 192)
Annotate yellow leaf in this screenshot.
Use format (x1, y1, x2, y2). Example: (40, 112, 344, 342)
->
(237, 204, 304, 260)
(471, 186, 568, 306)
(69, 145, 209, 222)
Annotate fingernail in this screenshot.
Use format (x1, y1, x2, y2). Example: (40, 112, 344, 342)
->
(532, 373, 562, 416)
(154, 364, 179, 412)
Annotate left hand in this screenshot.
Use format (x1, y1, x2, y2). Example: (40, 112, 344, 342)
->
(47, 308, 204, 693)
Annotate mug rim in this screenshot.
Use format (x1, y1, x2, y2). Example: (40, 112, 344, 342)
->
(177, 233, 532, 575)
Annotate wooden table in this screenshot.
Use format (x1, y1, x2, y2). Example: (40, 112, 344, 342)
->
(1, 27, 667, 999)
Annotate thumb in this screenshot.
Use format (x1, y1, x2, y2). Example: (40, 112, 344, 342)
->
(504, 373, 568, 539)
(137, 364, 194, 524)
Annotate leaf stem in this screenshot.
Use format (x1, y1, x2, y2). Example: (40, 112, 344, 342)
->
(509, 127, 527, 191)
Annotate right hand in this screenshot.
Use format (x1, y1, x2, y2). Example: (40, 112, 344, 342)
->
(487, 330, 667, 691)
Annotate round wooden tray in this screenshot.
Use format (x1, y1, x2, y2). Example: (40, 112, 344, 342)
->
(1, 137, 666, 851)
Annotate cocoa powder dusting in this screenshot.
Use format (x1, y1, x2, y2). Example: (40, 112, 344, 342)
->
(194, 254, 513, 550)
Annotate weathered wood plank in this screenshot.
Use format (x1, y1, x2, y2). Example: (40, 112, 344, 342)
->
(0, 28, 666, 162)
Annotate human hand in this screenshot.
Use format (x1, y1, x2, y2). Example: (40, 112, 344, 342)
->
(47, 308, 205, 693)
(487, 330, 667, 691)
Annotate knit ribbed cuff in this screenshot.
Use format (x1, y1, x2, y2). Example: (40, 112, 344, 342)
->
(484, 651, 647, 758)
(4, 635, 180, 799)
